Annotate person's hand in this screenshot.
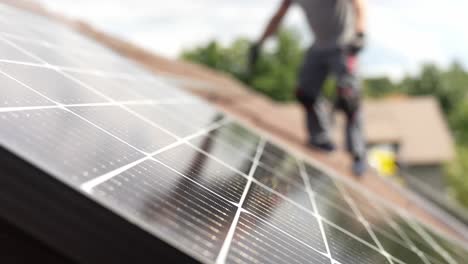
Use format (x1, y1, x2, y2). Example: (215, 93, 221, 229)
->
(348, 32, 366, 56)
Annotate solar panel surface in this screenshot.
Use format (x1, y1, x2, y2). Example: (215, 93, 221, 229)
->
(0, 3, 467, 264)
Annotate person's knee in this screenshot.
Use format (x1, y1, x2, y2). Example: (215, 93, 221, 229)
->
(336, 86, 361, 116)
(296, 87, 318, 109)
(335, 76, 361, 116)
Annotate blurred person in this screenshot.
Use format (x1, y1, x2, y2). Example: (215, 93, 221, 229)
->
(251, 0, 368, 176)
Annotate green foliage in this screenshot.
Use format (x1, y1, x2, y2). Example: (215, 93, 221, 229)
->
(182, 28, 304, 102)
(402, 63, 467, 115)
(447, 147, 468, 207)
(250, 29, 304, 101)
(182, 39, 250, 82)
(450, 101, 468, 146)
(363, 77, 401, 98)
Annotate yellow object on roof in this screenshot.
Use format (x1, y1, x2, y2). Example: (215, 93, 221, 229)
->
(368, 147, 398, 177)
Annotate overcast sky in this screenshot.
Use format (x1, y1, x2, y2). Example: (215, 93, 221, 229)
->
(38, 0, 468, 79)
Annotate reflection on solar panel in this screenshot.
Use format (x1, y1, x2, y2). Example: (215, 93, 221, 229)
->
(0, 3, 467, 264)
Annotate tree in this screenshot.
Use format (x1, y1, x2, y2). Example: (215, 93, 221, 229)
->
(182, 28, 304, 102)
(450, 101, 468, 146)
(363, 77, 399, 98)
(182, 38, 250, 82)
(447, 147, 468, 207)
(398, 63, 467, 115)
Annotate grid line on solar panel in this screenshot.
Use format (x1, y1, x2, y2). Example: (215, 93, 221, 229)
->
(226, 212, 331, 264)
(69, 106, 178, 154)
(336, 184, 450, 263)
(188, 135, 255, 177)
(215, 139, 265, 264)
(375, 207, 444, 264)
(252, 165, 314, 210)
(334, 181, 395, 263)
(187, 130, 311, 197)
(184, 139, 317, 215)
(156, 103, 223, 127)
(418, 223, 468, 264)
(336, 181, 451, 264)
(241, 207, 326, 257)
(189, 132, 309, 191)
(92, 159, 238, 262)
(257, 156, 305, 187)
(1, 34, 149, 75)
(307, 161, 408, 262)
(257, 162, 305, 186)
(149, 157, 239, 207)
(340, 186, 411, 245)
(130, 104, 225, 138)
(187, 130, 308, 206)
(0, 57, 151, 81)
(311, 183, 356, 215)
(319, 215, 387, 255)
(407, 219, 457, 264)
(154, 144, 248, 204)
(0, 42, 184, 88)
(9, 38, 89, 68)
(305, 165, 357, 215)
(80, 117, 230, 192)
(372, 229, 430, 264)
(0, 63, 110, 104)
(347, 189, 456, 264)
(0, 15, 145, 70)
(0, 34, 50, 64)
(304, 159, 456, 263)
(323, 220, 391, 264)
(0, 99, 195, 115)
(130, 105, 203, 137)
(249, 178, 316, 215)
(0, 37, 183, 114)
(0, 59, 44, 68)
(0, 108, 145, 184)
(0, 31, 118, 60)
(347, 206, 425, 262)
(60, 64, 156, 82)
(67, 72, 190, 102)
(306, 163, 440, 264)
(0, 36, 43, 63)
(242, 183, 326, 254)
(297, 160, 333, 263)
(0, 8, 113, 54)
(317, 199, 379, 250)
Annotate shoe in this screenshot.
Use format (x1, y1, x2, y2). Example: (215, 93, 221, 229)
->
(309, 141, 336, 153)
(352, 157, 367, 177)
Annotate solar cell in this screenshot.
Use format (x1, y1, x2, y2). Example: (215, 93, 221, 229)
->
(93, 159, 238, 262)
(0, 3, 467, 264)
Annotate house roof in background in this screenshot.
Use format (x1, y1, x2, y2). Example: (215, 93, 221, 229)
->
(365, 97, 455, 165)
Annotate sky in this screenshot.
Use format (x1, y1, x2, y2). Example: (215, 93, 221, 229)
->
(38, 0, 468, 80)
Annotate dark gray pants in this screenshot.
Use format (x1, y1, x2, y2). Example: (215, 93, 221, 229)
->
(296, 47, 365, 159)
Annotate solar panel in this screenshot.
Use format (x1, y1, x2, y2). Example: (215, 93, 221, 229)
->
(0, 3, 467, 264)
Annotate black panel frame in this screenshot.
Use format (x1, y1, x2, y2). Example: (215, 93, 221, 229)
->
(0, 145, 199, 264)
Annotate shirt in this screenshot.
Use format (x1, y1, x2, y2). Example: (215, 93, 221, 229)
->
(294, 0, 356, 49)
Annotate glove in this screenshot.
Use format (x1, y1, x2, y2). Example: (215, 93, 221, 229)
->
(248, 43, 261, 70)
(347, 32, 366, 56)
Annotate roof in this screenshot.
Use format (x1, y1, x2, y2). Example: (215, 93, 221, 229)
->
(364, 97, 455, 165)
(3, 0, 467, 243)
